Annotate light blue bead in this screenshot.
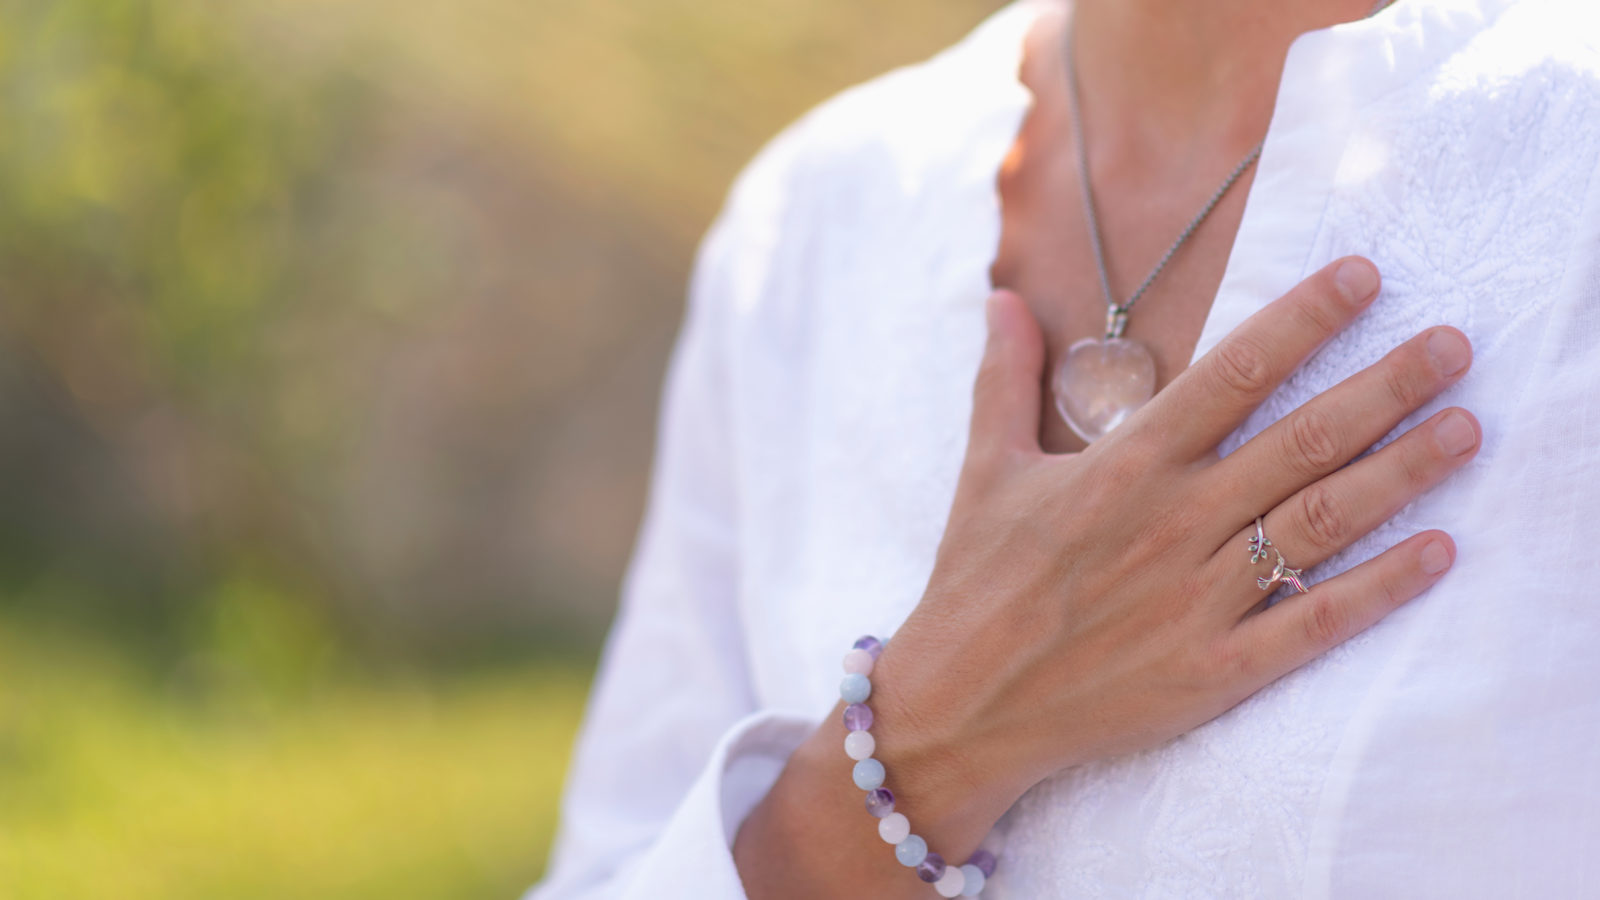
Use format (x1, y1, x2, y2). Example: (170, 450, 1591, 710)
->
(959, 865, 986, 895)
(852, 757, 885, 791)
(895, 834, 928, 867)
(839, 673, 871, 704)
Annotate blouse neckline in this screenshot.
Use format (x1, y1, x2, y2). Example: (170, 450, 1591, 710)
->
(973, 0, 1519, 375)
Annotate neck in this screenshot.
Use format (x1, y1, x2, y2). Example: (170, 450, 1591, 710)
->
(1069, 0, 1383, 156)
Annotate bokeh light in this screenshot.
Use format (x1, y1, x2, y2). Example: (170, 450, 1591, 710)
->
(0, 0, 1003, 895)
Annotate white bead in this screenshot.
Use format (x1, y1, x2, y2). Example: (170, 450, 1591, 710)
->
(878, 812, 910, 844)
(844, 730, 875, 761)
(842, 648, 875, 676)
(934, 865, 967, 897)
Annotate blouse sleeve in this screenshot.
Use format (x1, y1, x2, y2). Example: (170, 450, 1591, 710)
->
(524, 135, 817, 899)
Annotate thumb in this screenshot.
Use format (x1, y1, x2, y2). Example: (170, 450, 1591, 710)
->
(969, 288, 1046, 462)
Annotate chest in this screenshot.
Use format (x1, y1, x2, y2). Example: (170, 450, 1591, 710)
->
(721, 8, 1600, 894)
(988, 57, 1262, 454)
(993, 145, 1256, 453)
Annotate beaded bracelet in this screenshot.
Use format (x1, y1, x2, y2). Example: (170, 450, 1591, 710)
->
(840, 635, 998, 897)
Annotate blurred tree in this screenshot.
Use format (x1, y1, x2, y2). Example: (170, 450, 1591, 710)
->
(0, 0, 1004, 667)
(0, 0, 371, 659)
(0, 2, 1009, 893)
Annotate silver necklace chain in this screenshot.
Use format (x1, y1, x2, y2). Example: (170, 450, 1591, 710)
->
(1064, 0, 1396, 340)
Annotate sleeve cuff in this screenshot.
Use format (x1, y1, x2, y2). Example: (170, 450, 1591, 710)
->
(631, 710, 814, 897)
(529, 709, 815, 900)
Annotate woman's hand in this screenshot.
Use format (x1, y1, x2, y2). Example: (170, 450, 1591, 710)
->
(735, 257, 1478, 898)
(873, 256, 1476, 827)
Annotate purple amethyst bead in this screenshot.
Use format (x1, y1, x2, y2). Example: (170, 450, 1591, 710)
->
(852, 635, 884, 660)
(864, 788, 895, 818)
(842, 702, 874, 732)
(916, 851, 947, 883)
(966, 849, 997, 879)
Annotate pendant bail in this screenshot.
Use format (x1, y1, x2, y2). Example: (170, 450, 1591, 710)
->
(1105, 305, 1131, 340)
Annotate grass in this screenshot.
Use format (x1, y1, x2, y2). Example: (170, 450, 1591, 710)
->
(0, 623, 593, 900)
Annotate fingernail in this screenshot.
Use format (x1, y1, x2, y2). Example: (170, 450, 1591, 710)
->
(1335, 259, 1379, 305)
(1420, 540, 1452, 576)
(1427, 329, 1470, 377)
(1435, 411, 1477, 456)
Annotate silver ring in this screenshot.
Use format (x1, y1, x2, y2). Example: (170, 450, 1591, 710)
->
(1249, 516, 1309, 594)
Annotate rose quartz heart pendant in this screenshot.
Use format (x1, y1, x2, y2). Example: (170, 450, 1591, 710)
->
(1051, 336, 1158, 443)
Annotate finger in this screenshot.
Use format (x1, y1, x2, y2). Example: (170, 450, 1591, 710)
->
(1212, 326, 1473, 523)
(968, 289, 1046, 463)
(1129, 256, 1381, 461)
(1209, 407, 1479, 609)
(1228, 531, 1454, 684)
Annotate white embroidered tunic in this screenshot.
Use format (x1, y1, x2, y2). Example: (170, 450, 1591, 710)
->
(530, 0, 1600, 896)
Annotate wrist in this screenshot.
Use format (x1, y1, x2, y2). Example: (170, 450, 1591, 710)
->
(837, 638, 1033, 852)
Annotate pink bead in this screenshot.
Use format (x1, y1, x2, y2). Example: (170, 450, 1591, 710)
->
(878, 812, 910, 844)
(934, 866, 967, 897)
(842, 648, 875, 676)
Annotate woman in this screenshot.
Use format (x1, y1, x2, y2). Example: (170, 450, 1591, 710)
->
(532, 0, 1600, 896)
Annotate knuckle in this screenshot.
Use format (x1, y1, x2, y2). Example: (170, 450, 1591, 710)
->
(1374, 562, 1412, 612)
(962, 439, 1038, 490)
(957, 443, 1002, 488)
(1303, 594, 1348, 647)
(1207, 636, 1260, 685)
(1396, 438, 1437, 489)
(1381, 360, 1424, 410)
(1090, 435, 1158, 486)
(1165, 503, 1213, 548)
(1292, 291, 1345, 339)
(1285, 408, 1344, 472)
(1211, 336, 1275, 398)
(1298, 482, 1349, 550)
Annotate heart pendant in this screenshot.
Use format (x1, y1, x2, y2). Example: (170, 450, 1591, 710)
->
(1051, 336, 1158, 444)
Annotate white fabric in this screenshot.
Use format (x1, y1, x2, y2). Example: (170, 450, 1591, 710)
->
(529, 0, 1600, 896)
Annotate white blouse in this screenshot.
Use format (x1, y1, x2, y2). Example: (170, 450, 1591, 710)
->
(529, 0, 1600, 896)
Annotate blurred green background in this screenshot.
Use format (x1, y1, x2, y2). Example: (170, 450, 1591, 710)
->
(0, 0, 1004, 896)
